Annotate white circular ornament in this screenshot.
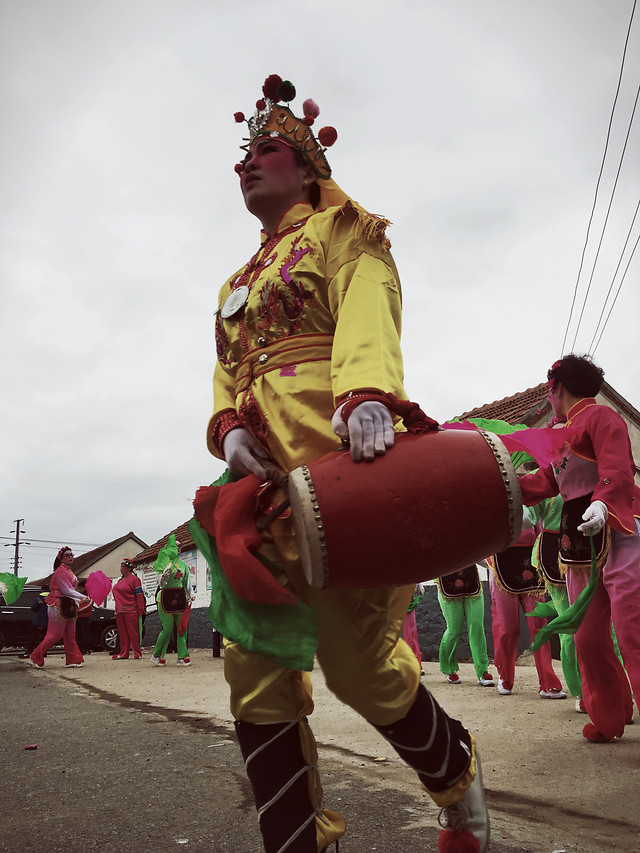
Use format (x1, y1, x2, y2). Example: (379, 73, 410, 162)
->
(220, 285, 250, 319)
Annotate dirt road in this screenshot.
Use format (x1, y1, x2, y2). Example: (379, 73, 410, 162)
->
(3, 649, 639, 852)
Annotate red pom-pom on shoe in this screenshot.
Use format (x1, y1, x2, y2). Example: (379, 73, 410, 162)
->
(438, 828, 481, 853)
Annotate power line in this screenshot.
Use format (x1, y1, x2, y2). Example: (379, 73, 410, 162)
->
(591, 228, 640, 356)
(0, 536, 102, 548)
(571, 80, 640, 353)
(587, 198, 640, 353)
(561, 0, 637, 355)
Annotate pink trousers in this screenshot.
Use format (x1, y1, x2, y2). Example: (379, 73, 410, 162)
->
(31, 607, 83, 666)
(115, 611, 142, 657)
(567, 522, 639, 739)
(402, 610, 422, 665)
(489, 576, 562, 691)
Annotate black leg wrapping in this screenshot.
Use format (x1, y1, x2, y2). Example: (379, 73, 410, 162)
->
(373, 684, 472, 793)
(235, 720, 318, 853)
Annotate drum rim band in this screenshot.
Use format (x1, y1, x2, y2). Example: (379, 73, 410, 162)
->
(476, 428, 523, 549)
(289, 462, 330, 588)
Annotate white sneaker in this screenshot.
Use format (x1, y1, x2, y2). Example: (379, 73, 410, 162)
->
(576, 697, 587, 713)
(497, 679, 512, 695)
(437, 749, 490, 853)
(65, 663, 84, 668)
(177, 657, 191, 667)
(478, 672, 495, 687)
(151, 655, 166, 667)
(445, 673, 461, 684)
(539, 688, 567, 699)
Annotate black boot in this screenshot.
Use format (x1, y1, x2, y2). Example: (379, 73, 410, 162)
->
(372, 684, 472, 793)
(234, 720, 318, 853)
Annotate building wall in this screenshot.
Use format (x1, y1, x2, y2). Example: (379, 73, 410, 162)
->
(135, 547, 211, 610)
(414, 582, 558, 663)
(75, 540, 145, 583)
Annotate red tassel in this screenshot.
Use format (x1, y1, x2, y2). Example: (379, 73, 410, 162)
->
(193, 479, 298, 606)
(437, 829, 480, 853)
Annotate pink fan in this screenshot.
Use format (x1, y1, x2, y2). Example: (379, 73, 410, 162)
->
(86, 570, 112, 606)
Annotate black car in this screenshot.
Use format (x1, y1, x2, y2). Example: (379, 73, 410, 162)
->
(0, 585, 119, 653)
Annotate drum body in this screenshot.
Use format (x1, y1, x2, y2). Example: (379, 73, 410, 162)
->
(288, 429, 522, 589)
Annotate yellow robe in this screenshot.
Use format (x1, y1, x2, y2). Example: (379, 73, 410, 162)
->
(208, 199, 406, 470)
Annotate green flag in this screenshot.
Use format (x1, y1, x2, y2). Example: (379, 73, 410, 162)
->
(0, 573, 28, 605)
(528, 535, 599, 651)
(189, 469, 318, 672)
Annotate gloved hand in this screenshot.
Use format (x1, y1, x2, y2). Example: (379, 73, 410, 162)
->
(577, 500, 608, 536)
(331, 401, 395, 462)
(521, 507, 535, 530)
(223, 427, 272, 480)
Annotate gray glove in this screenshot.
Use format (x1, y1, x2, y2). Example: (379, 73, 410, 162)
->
(332, 401, 395, 462)
(222, 427, 272, 480)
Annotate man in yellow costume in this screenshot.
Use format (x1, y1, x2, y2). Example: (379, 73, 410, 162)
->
(203, 75, 489, 853)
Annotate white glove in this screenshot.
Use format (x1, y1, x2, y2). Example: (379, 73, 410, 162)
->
(222, 427, 272, 480)
(521, 507, 535, 530)
(577, 500, 608, 536)
(331, 401, 395, 462)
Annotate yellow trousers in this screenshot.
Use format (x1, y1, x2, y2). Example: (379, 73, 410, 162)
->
(224, 515, 475, 849)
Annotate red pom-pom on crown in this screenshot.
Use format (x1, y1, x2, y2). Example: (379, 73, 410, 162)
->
(262, 74, 282, 101)
(318, 126, 338, 147)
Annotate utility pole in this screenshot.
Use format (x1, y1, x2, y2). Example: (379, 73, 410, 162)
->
(7, 519, 30, 575)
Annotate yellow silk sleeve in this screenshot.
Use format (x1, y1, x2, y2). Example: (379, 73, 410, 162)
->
(328, 252, 405, 402)
(207, 360, 239, 459)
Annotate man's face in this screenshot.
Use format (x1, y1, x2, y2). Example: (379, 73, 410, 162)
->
(240, 139, 310, 224)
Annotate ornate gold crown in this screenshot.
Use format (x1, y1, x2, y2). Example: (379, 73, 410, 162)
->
(235, 75, 337, 180)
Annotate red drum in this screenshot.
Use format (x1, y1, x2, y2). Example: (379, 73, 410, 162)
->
(288, 429, 522, 589)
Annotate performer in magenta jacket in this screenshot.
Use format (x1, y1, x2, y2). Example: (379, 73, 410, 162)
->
(30, 547, 85, 668)
(519, 354, 639, 742)
(112, 559, 146, 660)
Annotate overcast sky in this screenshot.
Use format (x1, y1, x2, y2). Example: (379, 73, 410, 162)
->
(2, 0, 638, 579)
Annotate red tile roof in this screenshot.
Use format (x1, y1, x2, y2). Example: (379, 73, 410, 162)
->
(458, 382, 551, 426)
(132, 520, 195, 566)
(71, 531, 148, 574)
(32, 531, 149, 585)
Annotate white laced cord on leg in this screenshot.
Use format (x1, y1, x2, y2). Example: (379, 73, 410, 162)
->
(244, 720, 322, 853)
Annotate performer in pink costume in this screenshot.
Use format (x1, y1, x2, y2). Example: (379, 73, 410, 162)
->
(520, 354, 639, 742)
(402, 584, 425, 670)
(30, 547, 85, 668)
(488, 528, 566, 698)
(112, 558, 146, 660)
